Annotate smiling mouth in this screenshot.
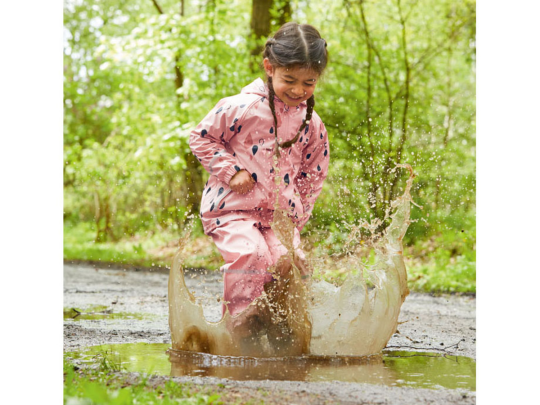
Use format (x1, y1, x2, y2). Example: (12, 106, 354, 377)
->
(286, 94, 302, 100)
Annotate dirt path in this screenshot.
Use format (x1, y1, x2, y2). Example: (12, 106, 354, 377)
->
(64, 264, 476, 404)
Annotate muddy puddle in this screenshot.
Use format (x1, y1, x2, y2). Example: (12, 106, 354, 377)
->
(75, 343, 475, 391)
(169, 165, 417, 358)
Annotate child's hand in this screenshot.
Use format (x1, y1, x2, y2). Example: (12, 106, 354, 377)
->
(229, 170, 255, 194)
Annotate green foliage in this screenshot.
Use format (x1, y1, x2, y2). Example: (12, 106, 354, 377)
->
(409, 254, 475, 293)
(64, 0, 476, 292)
(406, 211, 476, 292)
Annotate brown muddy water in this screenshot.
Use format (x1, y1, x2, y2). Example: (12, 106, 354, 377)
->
(169, 165, 417, 358)
(75, 343, 475, 391)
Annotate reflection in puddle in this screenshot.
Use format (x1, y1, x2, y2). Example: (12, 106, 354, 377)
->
(63, 306, 151, 321)
(80, 343, 475, 391)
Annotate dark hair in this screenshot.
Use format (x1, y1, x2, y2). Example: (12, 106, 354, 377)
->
(263, 22, 328, 153)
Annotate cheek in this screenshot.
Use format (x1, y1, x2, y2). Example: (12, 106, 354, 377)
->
(305, 88, 316, 98)
(279, 86, 291, 98)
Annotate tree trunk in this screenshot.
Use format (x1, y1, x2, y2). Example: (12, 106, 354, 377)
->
(250, 0, 291, 71)
(250, 0, 273, 67)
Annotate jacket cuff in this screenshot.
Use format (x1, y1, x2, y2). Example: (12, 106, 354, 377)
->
(221, 164, 243, 185)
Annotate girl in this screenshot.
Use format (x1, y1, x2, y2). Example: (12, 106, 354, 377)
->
(189, 22, 329, 334)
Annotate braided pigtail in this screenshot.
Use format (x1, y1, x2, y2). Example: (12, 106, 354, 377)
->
(279, 95, 315, 149)
(267, 78, 281, 155)
(306, 94, 315, 123)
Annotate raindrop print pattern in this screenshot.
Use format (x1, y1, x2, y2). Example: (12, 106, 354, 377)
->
(188, 78, 330, 234)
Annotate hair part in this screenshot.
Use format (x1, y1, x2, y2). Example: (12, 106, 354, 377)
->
(263, 22, 328, 75)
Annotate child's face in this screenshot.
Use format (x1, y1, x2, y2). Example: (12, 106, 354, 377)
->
(263, 59, 319, 107)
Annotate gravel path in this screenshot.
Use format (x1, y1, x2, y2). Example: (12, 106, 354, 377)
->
(64, 263, 476, 404)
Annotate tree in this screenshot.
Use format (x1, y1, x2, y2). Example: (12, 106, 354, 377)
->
(249, 0, 291, 71)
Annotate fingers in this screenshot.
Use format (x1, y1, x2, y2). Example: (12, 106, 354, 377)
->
(230, 182, 253, 194)
(230, 171, 255, 194)
(243, 179, 255, 194)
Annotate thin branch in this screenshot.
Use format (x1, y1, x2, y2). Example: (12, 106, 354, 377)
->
(435, 46, 453, 209)
(388, 13, 473, 201)
(356, 0, 396, 207)
(151, 0, 164, 14)
(403, 0, 420, 23)
(387, 0, 411, 203)
(390, 16, 472, 103)
(357, 1, 378, 206)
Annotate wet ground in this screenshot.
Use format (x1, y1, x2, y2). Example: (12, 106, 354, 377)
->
(64, 263, 476, 404)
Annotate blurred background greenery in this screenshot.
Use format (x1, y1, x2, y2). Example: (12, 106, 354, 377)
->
(63, 0, 475, 293)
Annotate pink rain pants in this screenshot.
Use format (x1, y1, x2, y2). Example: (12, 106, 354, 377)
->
(210, 215, 305, 317)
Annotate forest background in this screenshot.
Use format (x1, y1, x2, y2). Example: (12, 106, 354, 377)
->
(63, 0, 476, 293)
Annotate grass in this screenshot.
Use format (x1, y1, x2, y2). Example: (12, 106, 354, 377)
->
(405, 224, 476, 293)
(64, 220, 475, 294)
(64, 352, 222, 405)
(407, 255, 475, 293)
(64, 221, 223, 270)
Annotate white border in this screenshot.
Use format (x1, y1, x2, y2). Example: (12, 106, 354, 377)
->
(0, 0, 63, 402)
(477, 0, 540, 403)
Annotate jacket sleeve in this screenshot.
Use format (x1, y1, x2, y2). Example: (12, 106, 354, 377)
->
(189, 98, 247, 185)
(294, 116, 330, 231)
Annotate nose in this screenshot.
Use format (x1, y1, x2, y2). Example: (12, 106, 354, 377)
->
(291, 85, 303, 96)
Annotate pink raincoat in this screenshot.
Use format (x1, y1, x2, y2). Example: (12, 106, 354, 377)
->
(189, 78, 329, 315)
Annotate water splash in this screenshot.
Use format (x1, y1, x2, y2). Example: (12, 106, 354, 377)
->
(169, 164, 418, 357)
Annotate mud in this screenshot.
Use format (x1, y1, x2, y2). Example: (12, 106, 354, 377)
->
(64, 263, 476, 404)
